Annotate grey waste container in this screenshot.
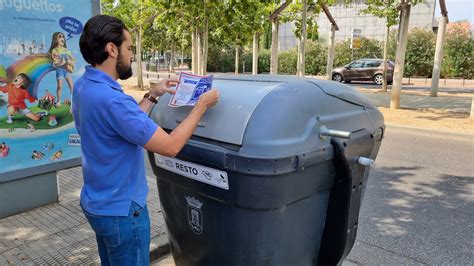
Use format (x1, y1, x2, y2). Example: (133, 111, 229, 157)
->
(148, 75, 384, 266)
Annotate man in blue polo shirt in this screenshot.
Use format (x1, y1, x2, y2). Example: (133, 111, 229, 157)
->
(73, 15, 219, 265)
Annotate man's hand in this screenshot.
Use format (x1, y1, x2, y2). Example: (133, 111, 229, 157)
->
(144, 88, 220, 157)
(149, 79, 179, 98)
(196, 89, 219, 109)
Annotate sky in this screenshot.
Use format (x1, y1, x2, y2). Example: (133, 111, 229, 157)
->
(435, 0, 474, 23)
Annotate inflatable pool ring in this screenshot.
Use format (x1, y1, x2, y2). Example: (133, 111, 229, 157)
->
(32, 151, 45, 160)
(50, 150, 63, 161)
(42, 142, 54, 151)
(48, 115, 58, 126)
(0, 146, 9, 158)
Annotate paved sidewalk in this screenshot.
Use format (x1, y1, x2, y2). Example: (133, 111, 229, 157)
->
(0, 164, 166, 265)
(362, 91, 472, 113)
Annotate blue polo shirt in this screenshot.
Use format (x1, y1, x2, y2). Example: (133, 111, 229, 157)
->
(72, 66, 158, 216)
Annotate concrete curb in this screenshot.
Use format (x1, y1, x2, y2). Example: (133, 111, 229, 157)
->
(150, 233, 171, 262)
(385, 124, 473, 142)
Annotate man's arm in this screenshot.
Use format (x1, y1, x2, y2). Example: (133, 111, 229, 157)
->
(144, 89, 219, 157)
(139, 79, 178, 113)
(138, 96, 155, 113)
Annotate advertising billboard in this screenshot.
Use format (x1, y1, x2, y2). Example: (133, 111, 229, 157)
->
(350, 28, 362, 49)
(0, 0, 100, 178)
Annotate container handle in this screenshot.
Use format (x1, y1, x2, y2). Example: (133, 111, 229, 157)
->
(319, 125, 351, 139)
(358, 157, 375, 167)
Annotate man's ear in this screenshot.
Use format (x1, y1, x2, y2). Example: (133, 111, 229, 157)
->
(105, 42, 119, 59)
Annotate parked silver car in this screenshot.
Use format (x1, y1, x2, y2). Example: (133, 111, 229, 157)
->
(332, 58, 394, 85)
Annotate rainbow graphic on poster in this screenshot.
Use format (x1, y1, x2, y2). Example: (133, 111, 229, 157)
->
(6, 54, 54, 99)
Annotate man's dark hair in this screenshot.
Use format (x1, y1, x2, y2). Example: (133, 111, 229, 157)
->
(79, 15, 128, 66)
(18, 73, 31, 89)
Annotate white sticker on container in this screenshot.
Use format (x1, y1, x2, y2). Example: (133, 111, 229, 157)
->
(154, 154, 229, 190)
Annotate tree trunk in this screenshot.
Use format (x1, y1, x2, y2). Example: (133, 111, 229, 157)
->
(197, 29, 202, 75)
(297, 0, 307, 77)
(174, 47, 179, 67)
(181, 45, 184, 66)
(235, 44, 239, 75)
(202, 17, 209, 75)
(381, 25, 390, 92)
(158, 50, 162, 70)
(252, 32, 259, 75)
(390, 1, 411, 109)
(430, 15, 447, 97)
(326, 25, 336, 80)
(169, 42, 176, 73)
(270, 18, 279, 74)
(192, 28, 198, 74)
(263, 24, 271, 49)
(471, 97, 474, 119)
(137, 26, 144, 90)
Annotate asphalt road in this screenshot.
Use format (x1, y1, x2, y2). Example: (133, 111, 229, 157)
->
(346, 126, 474, 265)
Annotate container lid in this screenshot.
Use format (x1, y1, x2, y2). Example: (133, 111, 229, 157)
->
(151, 78, 284, 145)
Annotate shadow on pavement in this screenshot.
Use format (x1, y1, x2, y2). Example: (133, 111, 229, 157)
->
(349, 164, 473, 265)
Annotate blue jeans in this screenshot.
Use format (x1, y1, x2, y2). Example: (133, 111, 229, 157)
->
(82, 202, 151, 266)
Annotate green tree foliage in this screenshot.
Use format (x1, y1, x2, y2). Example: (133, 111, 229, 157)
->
(207, 40, 326, 75)
(305, 41, 327, 74)
(239, 48, 272, 74)
(360, 0, 399, 28)
(260, 23, 272, 50)
(207, 44, 267, 73)
(404, 28, 436, 77)
(277, 40, 328, 75)
(387, 29, 398, 60)
(442, 25, 474, 79)
(333, 40, 353, 67)
(206, 43, 235, 73)
(141, 25, 166, 56)
(220, 1, 271, 73)
(101, 0, 158, 35)
(278, 49, 298, 74)
(359, 0, 425, 26)
(333, 38, 383, 67)
(280, 1, 321, 41)
(257, 49, 271, 73)
(101, 0, 160, 88)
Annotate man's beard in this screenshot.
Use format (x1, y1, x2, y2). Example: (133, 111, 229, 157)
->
(116, 53, 133, 80)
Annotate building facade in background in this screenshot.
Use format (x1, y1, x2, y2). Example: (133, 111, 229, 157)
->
(279, 0, 437, 51)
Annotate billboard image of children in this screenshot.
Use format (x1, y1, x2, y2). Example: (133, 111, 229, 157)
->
(49, 32, 74, 107)
(0, 73, 47, 124)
